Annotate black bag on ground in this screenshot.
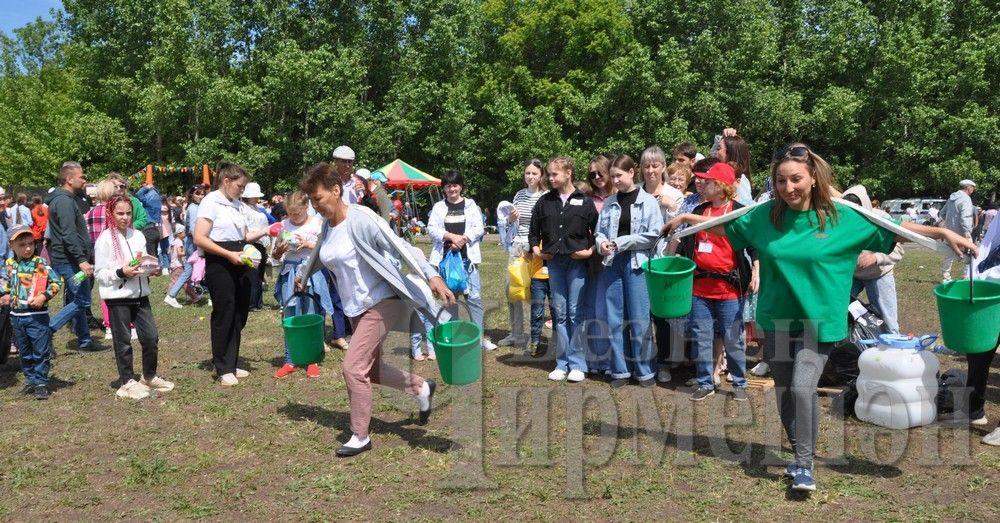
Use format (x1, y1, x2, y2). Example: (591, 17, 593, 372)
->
(820, 298, 891, 387)
(830, 379, 859, 419)
(935, 368, 968, 417)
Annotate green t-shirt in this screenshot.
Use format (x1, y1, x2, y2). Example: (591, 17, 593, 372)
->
(725, 201, 896, 342)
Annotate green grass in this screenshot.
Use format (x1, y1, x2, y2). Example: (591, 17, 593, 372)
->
(0, 239, 996, 519)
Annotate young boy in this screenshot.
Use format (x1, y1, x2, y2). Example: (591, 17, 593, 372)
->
(0, 225, 62, 399)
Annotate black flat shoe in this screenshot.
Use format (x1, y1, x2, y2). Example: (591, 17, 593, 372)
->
(19, 384, 34, 395)
(418, 379, 436, 425)
(335, 441, 372, 457)
(610, 378, 629, 389)
(33, 385, 50, 400)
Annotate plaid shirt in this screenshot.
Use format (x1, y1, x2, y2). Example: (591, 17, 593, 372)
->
(85, 203, 107, 243)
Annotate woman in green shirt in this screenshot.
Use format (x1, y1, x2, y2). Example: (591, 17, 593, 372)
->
(664, 143, 977, 493)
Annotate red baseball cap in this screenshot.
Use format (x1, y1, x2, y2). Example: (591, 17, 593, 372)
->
(695, 163, 736, 185)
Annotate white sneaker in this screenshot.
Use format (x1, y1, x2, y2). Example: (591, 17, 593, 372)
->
(235, 368, 250, 378)
(481, 338, 498, 351)
(161, 268, 169, 276)
(104, 328, 113, 340)
(567, 369, 586, 382)
(163, 295, 182, 309)
(219, 373, 239, 386)
(116, 379, 151, 400)
(750, 362, 770, 376)
(140, 375, 175, 392)
(983, 427, 1000, 446)
(548, 368, 567, 381)
(130, 328, 138, 340)
(971, 416, 989, 426)
(656, 368, 672, 383)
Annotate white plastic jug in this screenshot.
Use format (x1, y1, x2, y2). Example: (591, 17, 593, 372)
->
(855, 334, 939, 429)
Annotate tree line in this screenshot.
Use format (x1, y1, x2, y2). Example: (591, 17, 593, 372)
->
(1, 0, 997, 206)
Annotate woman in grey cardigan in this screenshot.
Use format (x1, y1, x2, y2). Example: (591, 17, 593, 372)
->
(297, 162, 456, 457)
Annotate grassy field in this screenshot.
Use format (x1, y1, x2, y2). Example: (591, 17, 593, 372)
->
(0, 237, 997, 521)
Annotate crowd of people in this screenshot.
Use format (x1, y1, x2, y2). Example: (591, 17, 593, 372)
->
(0, 132, 998, 492)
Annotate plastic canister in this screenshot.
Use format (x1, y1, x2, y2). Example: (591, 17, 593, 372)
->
(855, 334, 939, 429)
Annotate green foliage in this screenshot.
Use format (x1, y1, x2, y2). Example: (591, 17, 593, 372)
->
(0, 0, 996, 204)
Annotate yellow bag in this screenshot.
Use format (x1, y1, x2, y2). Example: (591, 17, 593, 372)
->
(508, 256, 532, 301)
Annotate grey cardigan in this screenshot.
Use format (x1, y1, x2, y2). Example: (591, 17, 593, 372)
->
(299, 205, 442, 320)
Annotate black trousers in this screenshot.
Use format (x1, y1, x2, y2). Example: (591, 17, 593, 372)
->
(966, 345, 998, 420)
(106, 296, 158, 385)
(142, 224, 161, 258)
(204, 249, 251, 375)
(247, 243, 267, 310)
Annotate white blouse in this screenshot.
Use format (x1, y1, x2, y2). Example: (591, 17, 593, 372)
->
(198, 190, 249, 242)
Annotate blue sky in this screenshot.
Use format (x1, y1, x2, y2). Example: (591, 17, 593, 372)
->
(0, 0, 63, 37)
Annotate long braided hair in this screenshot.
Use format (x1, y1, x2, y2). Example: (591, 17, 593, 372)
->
(105, 195, 133, 265)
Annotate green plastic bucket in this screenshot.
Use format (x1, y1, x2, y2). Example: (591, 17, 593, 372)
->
(283, 314, 326, 366)
(642, 256, 696, 318)
(428, 320, 482, 385)
(933, 279, 1000, 354)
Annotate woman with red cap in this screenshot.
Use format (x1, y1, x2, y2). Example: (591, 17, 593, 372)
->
(675, 163, 757, 402)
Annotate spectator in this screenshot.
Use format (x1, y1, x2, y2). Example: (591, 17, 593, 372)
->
(938, 179, 976, 281)
(136, 181, 164, 263)
(29, 195, 48, 256)
(45, 161, 101, 351)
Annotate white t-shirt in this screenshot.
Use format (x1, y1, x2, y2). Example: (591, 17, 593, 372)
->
(198, 190, 249, 242)
(280, 216, 322, 263)
(318, 214, 394, 317)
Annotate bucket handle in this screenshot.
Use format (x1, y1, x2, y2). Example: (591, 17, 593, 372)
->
(431, 297, 476, 329)
(282, 291, 322, 313)
(966, 248, 975, 304)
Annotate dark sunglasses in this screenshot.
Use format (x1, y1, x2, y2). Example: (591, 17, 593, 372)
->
(588, 170, 601, 178)
(772, 145, 810, 162)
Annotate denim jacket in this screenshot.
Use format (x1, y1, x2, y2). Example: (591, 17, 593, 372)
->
(595, 189, 664, 270)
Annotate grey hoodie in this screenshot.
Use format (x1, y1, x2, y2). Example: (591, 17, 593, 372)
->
(44, 187, 92, 266)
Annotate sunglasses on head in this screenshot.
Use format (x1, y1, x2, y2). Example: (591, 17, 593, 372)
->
(772, 145, 810, 162)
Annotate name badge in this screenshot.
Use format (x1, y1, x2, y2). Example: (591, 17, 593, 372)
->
(569, 198, 583, 206)
(697, 241, 713, 253)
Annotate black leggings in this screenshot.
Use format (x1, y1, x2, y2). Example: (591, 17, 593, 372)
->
(204, 249, 251, 375)
(106, 297, 158, 385)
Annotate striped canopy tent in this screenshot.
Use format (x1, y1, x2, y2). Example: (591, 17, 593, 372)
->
(373, 159, 441, 189)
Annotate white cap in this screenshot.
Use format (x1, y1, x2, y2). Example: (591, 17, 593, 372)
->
(332, 145, 356, 160)
(694, 153, 706, 162)
(356, 168, 371, 180)
(959, 179, 976, 188)
(241, 182, 265, 198)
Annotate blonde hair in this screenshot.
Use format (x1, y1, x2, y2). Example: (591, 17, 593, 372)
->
(285, 191, 310, 213)
(770, 143, 839, 230)
(94, 179, 117, 203)
(665, 162, 693, 187)
(547, 156, 575, 179)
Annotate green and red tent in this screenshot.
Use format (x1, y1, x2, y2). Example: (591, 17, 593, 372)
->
(373, 159, 440, 189)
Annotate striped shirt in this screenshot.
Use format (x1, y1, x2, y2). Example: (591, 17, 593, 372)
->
(511, 188, 545, 241)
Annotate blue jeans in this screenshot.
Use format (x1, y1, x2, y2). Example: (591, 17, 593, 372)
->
(12, 313, 51, 386)
(168, 256, 194, 298)
(547, 255, 588, 373)
(49, 263, 92, 347)
(690, 295, 747, 389)
(529, 278, 553, 344)
(275, 261, 332, 364)
(158, 237, 171, 271)
(582, 269, 611, 373)
(322, 269, 349, 339)
(410, 311, 434, 356)
(600, 254, 655, 381)
(851, 274, 899, 334)
(445, 263, 485, 334)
